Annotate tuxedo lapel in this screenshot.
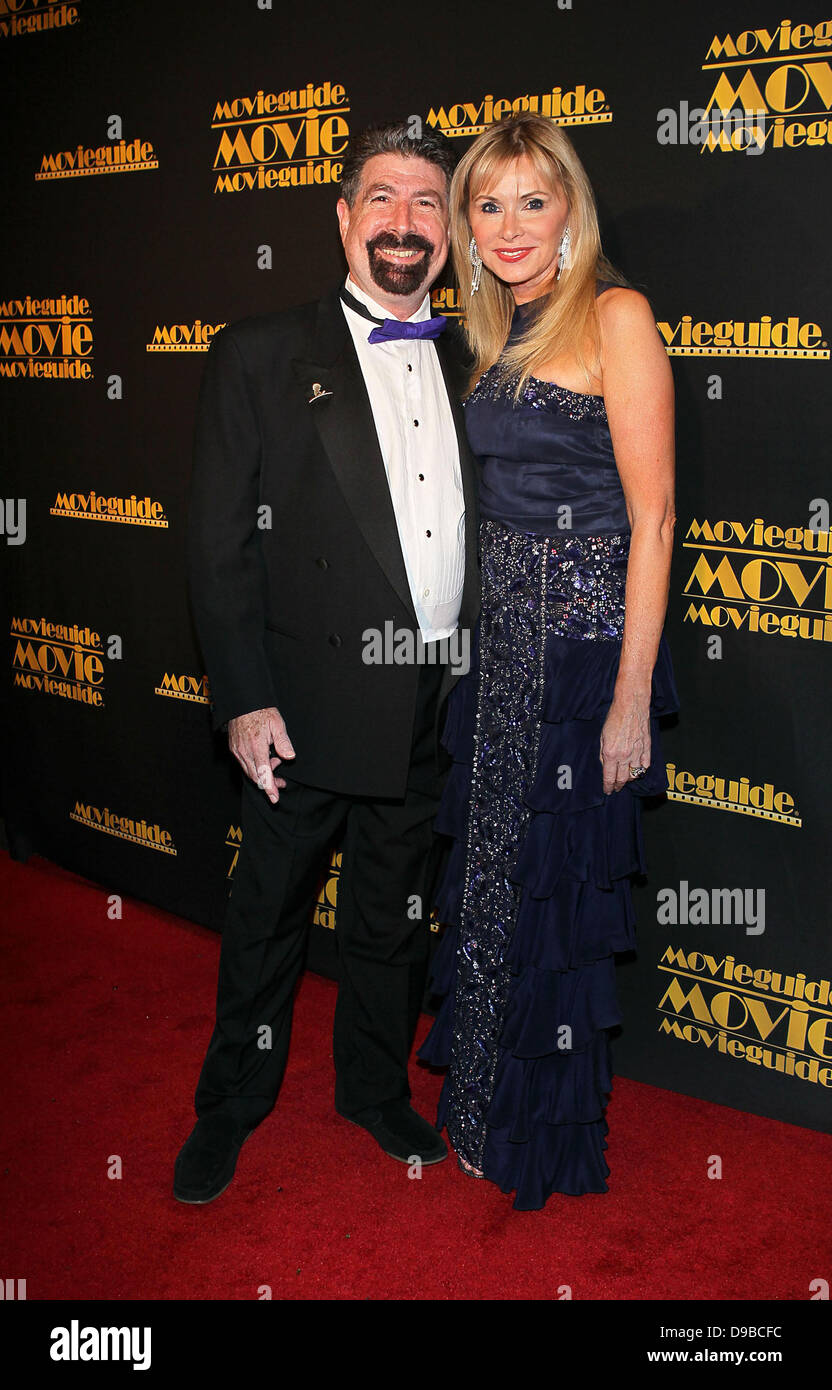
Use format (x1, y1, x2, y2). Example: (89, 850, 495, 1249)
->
(292, 286, 417, 624)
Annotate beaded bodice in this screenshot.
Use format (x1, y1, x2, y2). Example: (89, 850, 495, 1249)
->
(463, 297, 630, 536)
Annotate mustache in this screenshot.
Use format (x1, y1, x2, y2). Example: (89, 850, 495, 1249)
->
(366, 232, 434, 257)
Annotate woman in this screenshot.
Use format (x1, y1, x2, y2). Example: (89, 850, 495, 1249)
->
(418, 115, 679, 1210)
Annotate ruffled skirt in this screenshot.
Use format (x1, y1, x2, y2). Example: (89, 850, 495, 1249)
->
(418, 519, 679, 1210)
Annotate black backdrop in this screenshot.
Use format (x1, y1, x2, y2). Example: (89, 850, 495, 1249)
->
(3, 0, 831, 1135)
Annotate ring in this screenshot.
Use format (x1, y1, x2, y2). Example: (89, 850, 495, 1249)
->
(629, 765, 646, 779)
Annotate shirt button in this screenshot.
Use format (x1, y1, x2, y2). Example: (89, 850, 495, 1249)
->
(423, 587, 430, 597)
(328, 633, 342, 648)
(425, 530, 431, 538)
(316, 557, 329, 570)
(418, 474, 425, 481)
(407, 364, 413, 372)
(413, 419, 419, 427)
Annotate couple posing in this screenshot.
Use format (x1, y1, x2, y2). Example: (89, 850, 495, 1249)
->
(176, 115, 678, 1213)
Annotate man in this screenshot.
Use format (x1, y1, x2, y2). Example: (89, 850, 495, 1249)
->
(174, 122, 480, 1203)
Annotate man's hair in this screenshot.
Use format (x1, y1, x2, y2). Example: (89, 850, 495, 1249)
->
(339, 121, 458, 207)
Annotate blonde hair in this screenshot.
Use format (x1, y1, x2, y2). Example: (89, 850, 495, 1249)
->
(449, 114, 628, 397)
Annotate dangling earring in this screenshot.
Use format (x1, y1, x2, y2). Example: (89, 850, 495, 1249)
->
(469, 235, 483, 294)
(556, 225, 571, 281)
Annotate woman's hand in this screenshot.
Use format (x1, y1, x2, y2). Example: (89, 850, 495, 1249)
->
(599, 691, 651, 794)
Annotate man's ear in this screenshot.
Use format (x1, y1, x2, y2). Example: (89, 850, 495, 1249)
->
(336, 197, 350, 245)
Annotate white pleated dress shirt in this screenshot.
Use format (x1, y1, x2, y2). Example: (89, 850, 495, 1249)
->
(341, 274, 466, 641)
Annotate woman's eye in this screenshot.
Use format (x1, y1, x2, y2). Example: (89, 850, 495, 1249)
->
(526, 198, 545, 210)
(479, 201, 500, 214)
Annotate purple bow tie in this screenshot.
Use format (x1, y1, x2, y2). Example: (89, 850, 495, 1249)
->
(340, 286, 447, 345)
(367, 316, 447, 344)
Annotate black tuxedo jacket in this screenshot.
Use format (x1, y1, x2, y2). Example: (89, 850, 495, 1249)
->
(186, 283, 481, 798)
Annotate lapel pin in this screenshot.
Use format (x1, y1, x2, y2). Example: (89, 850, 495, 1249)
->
(308, 382, 333, 404)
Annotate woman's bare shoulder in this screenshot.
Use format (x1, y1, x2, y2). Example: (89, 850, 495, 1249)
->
(596, 285, 657, 336)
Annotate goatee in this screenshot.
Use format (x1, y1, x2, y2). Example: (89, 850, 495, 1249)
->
(366, 232, 434, 296)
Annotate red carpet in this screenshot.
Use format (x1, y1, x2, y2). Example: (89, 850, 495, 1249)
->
(1, 849, 830, 1301)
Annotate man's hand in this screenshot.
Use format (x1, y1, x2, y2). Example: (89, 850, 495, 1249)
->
(228, 707, 296, 804)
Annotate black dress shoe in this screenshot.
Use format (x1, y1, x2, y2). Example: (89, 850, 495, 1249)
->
(173, 1114, 253, 1204)
(336, 1098, 447, 1165)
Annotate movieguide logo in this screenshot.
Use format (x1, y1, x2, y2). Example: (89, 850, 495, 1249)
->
(212, 81, 349, 193)
(427, 83, 611, 138)
(658, 946, 832, 1088)
(37, 137, 157, 180)
(438, 300, 829, 351)
(657, 312, 829, 358)
(0, 0, 80, 40)
(701, 14, 832, 153)
(0, 294, 93, 380)
(225, 817, 338, 906)
(51, 491, 169, 527)
(305, 845, 441, 935)
(11, 615, 105, 706)
(312, 849, 341, 930)
(430, 287, 463, 320)
(665, 762, 801, 827)
(147, 319, 226, 352)
(154, 670, 210, 703)
(682, 515, 832, 645)
(70, 800, 176, 854)
(226, 822, 241, 878)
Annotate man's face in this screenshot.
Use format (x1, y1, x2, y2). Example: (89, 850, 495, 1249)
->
(336, 153, 450, 315)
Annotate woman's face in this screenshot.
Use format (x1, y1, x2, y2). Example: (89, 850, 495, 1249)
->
(468, 152, 569, 303)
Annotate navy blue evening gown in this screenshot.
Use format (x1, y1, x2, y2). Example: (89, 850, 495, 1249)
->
(418, 289, 679, 1210)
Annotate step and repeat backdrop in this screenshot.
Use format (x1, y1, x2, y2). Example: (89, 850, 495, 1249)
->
(2, 0, 831, 1134)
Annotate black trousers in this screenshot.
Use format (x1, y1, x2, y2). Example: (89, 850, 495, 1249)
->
(194, 657, 449, 1131)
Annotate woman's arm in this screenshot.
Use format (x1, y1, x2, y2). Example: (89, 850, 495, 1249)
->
(596, 287, 676, 794)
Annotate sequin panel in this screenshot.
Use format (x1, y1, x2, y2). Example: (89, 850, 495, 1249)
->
(446, 519, 628, 1170)
(466, 363, 608, 423)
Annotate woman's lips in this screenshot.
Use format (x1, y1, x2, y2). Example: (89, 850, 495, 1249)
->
(494, 247, 533, 262)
